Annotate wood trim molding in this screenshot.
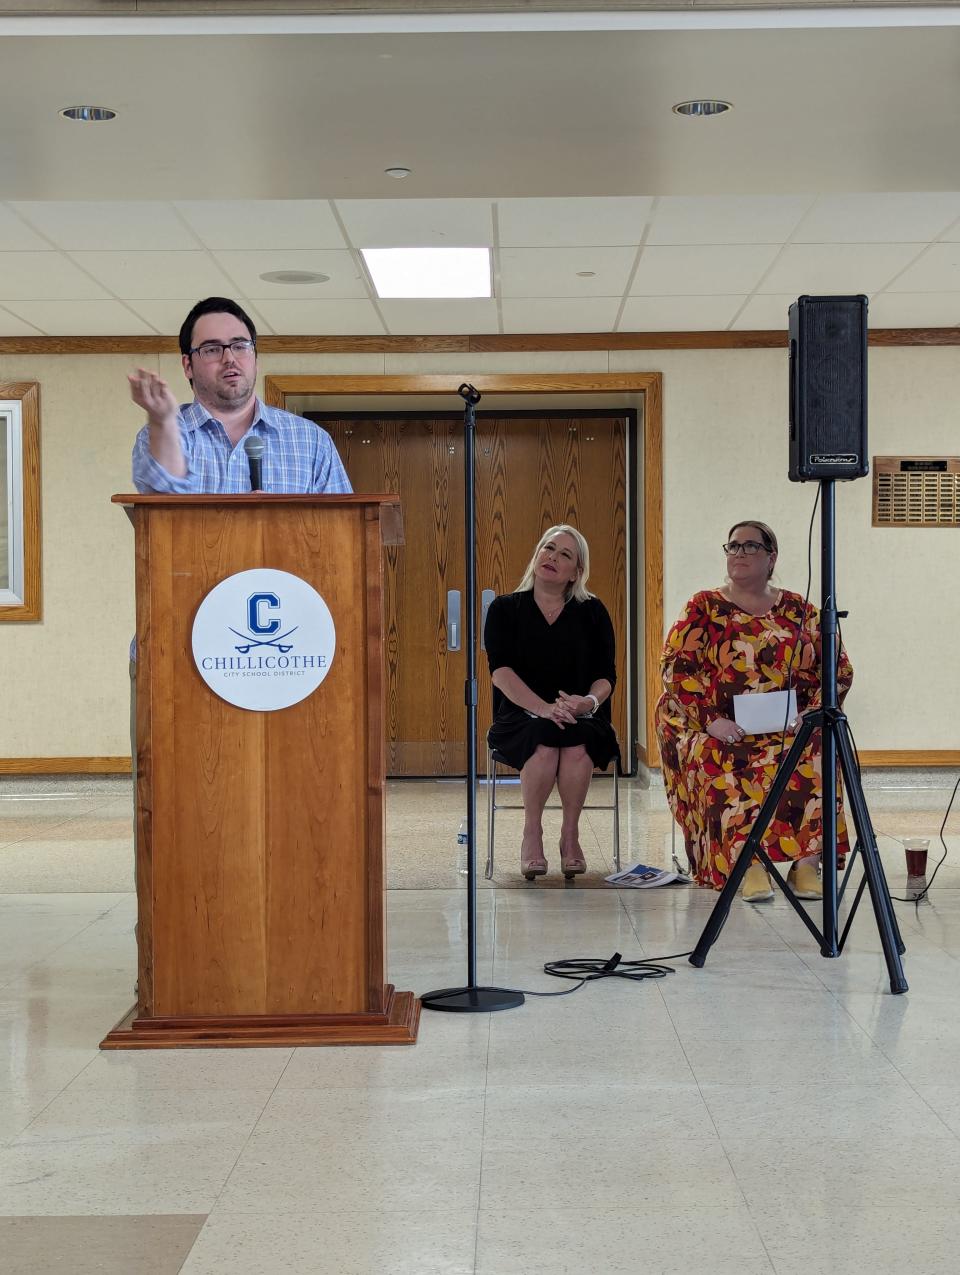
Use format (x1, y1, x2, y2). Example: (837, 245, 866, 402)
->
(3, 751, 953, 777)
(641, 750, 960, 773)
(266, 372, 661, 398)
(856, 751, 960, 768)
(0, 757, 131, 775)
(0, 381, 41, 622)
(643, 374, 663, 769)
(2, 329, 960, 356)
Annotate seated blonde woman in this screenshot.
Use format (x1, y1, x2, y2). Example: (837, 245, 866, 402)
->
(656, 519, 853, 902)
(484, 525, 618, 881)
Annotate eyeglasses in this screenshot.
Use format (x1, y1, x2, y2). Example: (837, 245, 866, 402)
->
(722, 540, 769, 556)
(189, 339, 256, 362)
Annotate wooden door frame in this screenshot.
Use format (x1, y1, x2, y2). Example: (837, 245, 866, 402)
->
(265, 372, 664, 769)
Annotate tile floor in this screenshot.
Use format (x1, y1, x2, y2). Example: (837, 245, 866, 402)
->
(0, 770, 958, 1274)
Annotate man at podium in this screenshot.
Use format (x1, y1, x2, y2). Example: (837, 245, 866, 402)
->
(123, 296, 353, 890)
(128, 296, 351, 495)
(112, 302, 421, 1047)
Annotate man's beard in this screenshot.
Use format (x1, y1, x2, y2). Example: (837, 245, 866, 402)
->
(209, 372, 254, 410)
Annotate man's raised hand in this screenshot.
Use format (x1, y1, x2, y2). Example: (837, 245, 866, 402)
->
(128, 368, 179, 430)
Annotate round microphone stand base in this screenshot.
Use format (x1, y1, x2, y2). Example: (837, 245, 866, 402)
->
(420, 986, 525, 1013)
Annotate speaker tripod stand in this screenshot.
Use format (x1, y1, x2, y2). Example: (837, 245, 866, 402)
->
(689, 480, 908, 994)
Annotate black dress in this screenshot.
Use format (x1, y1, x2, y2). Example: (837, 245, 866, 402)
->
(484, 590, 619, 771)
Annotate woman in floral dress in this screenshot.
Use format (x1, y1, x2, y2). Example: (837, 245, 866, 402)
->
(656, 520, 852, 901)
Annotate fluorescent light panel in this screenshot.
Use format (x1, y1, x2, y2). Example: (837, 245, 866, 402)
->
(361, 246, 491, 298)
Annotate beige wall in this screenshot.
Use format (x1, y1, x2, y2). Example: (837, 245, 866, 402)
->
(1, 353, 139, 758)
(0, 343, 956, 760)
(612, 344, 959, 753)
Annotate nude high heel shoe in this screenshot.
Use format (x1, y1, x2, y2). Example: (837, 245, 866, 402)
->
(560, 845, 587, 880)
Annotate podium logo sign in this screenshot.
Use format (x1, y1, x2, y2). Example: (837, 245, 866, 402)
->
(192, 568, 336, 711)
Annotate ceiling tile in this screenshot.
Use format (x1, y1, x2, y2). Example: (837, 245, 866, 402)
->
(0, 252, 108, 301)
(122, 299, 274, 337)
(647, 196, 812, 245)
(794, 193, 960, 245)
(937, 216, 960, 242)
(176, 201, 346, 250)
(0, 205, 55, 251)
(499, 247, 635, 298)
(335, 200, 494, 249)
(0, 305, 42, 336)
(620, 295, 746, 331)
(68, 251, 236, 300)
(379, 299, 499, 335)
(885, 243, 960, 292)
(252, 299, 385, 336)
(501, 298, 621, 333)
(631, 244, 779, 296)
(497, 197, 653, 248)
(212, 250, 368, 299)
(240, 301, 275, 337)
(10, 202, 200, 252)
(867, 292, 960, 327)
(759, 243, 921, 295)
(123, 299, 202, 336)
(729, 294, 795, 330)
(3, 300, 156, 336)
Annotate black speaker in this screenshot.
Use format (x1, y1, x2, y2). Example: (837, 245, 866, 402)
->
(788, 295, 868, 482)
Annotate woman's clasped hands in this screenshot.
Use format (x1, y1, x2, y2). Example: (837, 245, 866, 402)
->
(541, 690, 591, 727)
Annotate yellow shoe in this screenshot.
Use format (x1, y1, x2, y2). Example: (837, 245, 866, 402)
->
(788, 859, 823, 899)
(741, 862, 774, 902)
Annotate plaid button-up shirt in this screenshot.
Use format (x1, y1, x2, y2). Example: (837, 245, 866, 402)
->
(132, 398, 352, 495)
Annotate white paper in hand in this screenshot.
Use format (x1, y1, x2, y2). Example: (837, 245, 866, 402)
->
(732, 689, 797, 735)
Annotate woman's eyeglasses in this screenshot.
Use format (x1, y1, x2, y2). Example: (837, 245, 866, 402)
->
(722, 541, 768, 556)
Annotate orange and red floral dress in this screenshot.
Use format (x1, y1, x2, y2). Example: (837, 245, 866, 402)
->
(656, 589, 853, 890)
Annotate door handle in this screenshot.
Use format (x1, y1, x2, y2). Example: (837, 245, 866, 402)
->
(480, 589, 495, 651)
(446, 589, 461, 651)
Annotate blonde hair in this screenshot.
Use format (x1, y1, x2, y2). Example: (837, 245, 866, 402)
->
(516, 524, 593, 603)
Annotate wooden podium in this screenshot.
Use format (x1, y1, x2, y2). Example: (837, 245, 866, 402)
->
(102, 494, 419, 1048)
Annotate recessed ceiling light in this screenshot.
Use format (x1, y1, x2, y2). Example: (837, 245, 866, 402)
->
(361, 247, 491, 299)
(384, 167, 412, 179)
(259, 270, 330, 285)
(576, 271, 597, 278)
(672, 100, 732, 117)
(59, 105, 117, 122)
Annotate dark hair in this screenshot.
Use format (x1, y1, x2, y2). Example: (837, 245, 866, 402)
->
(179, 297, 257, 357)
(727, 520, 778, 554)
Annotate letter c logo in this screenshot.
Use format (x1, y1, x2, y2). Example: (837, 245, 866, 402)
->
(248, 592, 280, 635)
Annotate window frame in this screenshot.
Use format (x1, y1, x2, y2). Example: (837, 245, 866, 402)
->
(0, 382, 41, 622)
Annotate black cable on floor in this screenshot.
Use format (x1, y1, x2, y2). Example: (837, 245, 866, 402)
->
(500, 950, 694, 998)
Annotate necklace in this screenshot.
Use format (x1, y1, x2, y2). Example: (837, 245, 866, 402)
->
(538, 597, 565, 621)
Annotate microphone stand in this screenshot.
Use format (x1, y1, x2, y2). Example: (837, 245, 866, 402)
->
(421, 385, 524, 1014)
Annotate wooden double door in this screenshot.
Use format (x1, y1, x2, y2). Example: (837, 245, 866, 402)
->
(313, 412, 631, 776)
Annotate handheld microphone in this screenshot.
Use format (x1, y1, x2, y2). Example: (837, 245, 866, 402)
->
(243, 434, 264, 491)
